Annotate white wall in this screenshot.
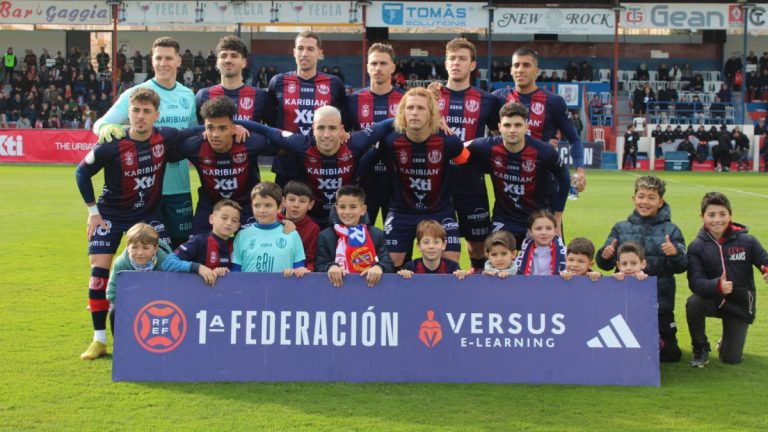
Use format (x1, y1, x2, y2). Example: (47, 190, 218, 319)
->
(1, 30, 67, 57)
(723, 34, 768, 58)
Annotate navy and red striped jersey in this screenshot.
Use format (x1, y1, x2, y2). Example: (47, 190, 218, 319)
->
(195, 84, 271, 123)
(343, 87, 404, 196)
(174, 232, 234, 269)
(175, 132, 278, 210)
(75, 127, 186, 221)
(492, 86, 583, 167)
(379, 132, 467, 214)
(267, 71, 346, 180)
(466, 135, 570, 227)
(239, 119, 392, 225)
(402, 257, 460, 274)
(343, 88, 404, 130)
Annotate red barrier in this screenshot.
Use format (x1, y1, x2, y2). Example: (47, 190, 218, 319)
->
(0, 129, 98, 164)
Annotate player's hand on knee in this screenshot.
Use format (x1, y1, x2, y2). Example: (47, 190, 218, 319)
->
(87, 214, 107, 240)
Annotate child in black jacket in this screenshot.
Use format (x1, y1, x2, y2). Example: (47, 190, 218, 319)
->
(686, 192, 768, 367)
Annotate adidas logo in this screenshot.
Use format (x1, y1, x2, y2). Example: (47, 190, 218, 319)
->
(586, 314, 640, 349)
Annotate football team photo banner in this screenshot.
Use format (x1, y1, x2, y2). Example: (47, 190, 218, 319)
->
(114, 273, 659, 386)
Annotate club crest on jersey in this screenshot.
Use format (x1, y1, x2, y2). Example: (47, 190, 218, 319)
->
(531, 102, 545, 116)
(179, 99, 190, 110)
(361, 104, 370, 117)
(239, 97, 254, 110)
(232, 152, 247, 164)
(152, 144, 164, 158)
(287, 82, 297, 94)
(389, 103, 399, 116)
(307, 156, 319, 164)
(317, 84, 330, 95)
(399, 150, 408, 165)
(465, 99, 480, 113)
(428, 150, 442, 164)
(438, 99, 446, 110)
(202, 156, 214, 165)
(123, 151, 135, 166)
(522, 159, 536, 172)
(339, 152, 352, 162)
(494, 156, 504, 168)
(209, 251, 218, 263)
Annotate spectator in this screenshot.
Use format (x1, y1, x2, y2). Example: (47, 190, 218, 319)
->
(716, 83, 731, 103)
(746, 70, 760, 101)
(121, 64, 135, 90)
(713, 126, 732, 171)
(710, 96, 726, 123)
(183, 67, 194, 87)
(96, 47, 109, 73)
(66, 47, 80, 69)
(623, 125, 639, 169)
(206, 50, 217, 68)
(724, 53, 742, 90)
(331, 66, 345, 84)
(756, 118, 767, 171)
(551, 71, 562, 82)
(681, 63, 693, 81)
(49, 114, 61, 128)
(689, 74, 704, 92)
(662, 125, 674, 145)
(669, 64, 682, 81)
(566, 61, 579, 81)
(0, 91, 8, 127)
(79, 51, 91, 74)
(54, 50, 65, 68)
(37, 65, 50, 88)
(759, 69, 768, 100)
(193, 51, 205, 69)
(658, 63, 670, 81)
(116, 49, 126, 70)
(691, 94, 704, 122)
(588, 94, 603, 124)
(747, 51, 758, 65)
(652, 125, 664, 158)
(256, 66, 268, 88)
(73, 73, 87, 102)
(579, 61, 593, 81)
(96, 74, 112, 97)
(86, 72, 98, 97)
(539, 70, 549, 82)
(39, 48, 50, 69)
(4, 47, 17, 84)
(694, 125, 709, 143)
(7, 92, 24, 121)
(131, 50, 143, 73)
(760, 52, 768, 73)
(181, 49, 194, 70)
(695, 129, 710, 164)
(635, 63, 650, 81)
(632, 84, 655, 115)
(569, 110, 583, 137)
(24, 49, 36, 70)
(144, 51, 152, 74)
(22, 101, 37, 125)
(96, 93, 110, 117)
(16, 114, 31, 129)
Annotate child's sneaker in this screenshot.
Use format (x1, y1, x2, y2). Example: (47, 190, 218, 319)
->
(80, 341, 107, 360)
(689, 351, 709, 368)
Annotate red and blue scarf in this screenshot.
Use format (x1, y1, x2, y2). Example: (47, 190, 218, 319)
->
(334, 224, 379, 273)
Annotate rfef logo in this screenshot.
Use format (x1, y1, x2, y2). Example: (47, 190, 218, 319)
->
(419, 310, 442, 348)
(134, 300, 187, 353)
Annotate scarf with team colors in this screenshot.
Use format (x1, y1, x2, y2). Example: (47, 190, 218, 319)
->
(334, 224, 379, 273)
(516, 235, 567, 276)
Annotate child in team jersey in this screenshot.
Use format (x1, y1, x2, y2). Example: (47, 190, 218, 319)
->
(175, 199, 241, 273)
(515, 210, 567, 275)
(398, 220, 468, 279)
(107, 223, 217, 332)
(611, 242, 649, 281)
(559, 237, 602, 281)
(280, 181, 320, 272)
(482, 231, 519, 278)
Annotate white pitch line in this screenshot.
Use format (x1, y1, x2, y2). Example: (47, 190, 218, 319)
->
(619, 171, 768, 199)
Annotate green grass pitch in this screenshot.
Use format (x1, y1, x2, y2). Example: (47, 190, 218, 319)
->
(2, 165, 768, 431)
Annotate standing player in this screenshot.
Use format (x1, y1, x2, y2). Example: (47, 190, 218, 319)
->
(267, 31, 346, 187)
(195, 35, 270, 123)
(379, 87, 470, 268)
(176, 97, 278, 234)
(343, 43, 404, 225)
(94, 37, 197, 248)
(437, 38, 500, 273)
(492, 47, 585, 192)
(76, 88, 197, 360)
(239, 106, 394, 228)
(465, 103, 570, 248)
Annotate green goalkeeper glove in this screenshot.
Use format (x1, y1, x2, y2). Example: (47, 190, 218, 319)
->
(97, 124, 126, 144)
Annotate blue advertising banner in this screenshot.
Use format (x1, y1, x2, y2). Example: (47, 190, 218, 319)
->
(114, 273, 660, 386)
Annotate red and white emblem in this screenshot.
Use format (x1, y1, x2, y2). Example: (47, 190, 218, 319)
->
(152, 144, 165, 158)
(123, 151, 134, 166)
(494, 157, 504, 168)
(389, 103, 399, 116)
(428, 149, 442, 164)
(239, 97, 253, 110)
(287, 82, 297, 94)
(209, 251, 218, 263)
(522, 159, 536, 172)
(531, 102, 545, 116)
(232, 152, 246, 164)
(465, 99, 480, 113)
(202, 156, 214, 166)
(399, 150, 408, 165)
(438, 98, 446, 111)
(361, 104, 370, 117)
(317, 84, 330, 95)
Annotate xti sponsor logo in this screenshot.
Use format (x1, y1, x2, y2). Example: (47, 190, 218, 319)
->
(586, 314, 640, 348)
(0, 135, 23, 156)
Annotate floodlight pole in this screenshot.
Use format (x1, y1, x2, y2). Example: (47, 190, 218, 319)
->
(112, 3, 119, 102)
(612, 5, 624, 150)
(740, 3, 754, 125)
(484, 2, 496, 91)
(358, 1, 372, 88)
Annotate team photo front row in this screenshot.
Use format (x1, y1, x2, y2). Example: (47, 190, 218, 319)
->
(76, 86, 768, 372)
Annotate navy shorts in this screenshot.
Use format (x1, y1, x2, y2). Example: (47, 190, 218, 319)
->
(491, 216, 527, 252)
(159, 192, 193, 240)
(454, 192, 491, 242)
(384, 208, 461, 254)
(88, 214, 170, 255)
